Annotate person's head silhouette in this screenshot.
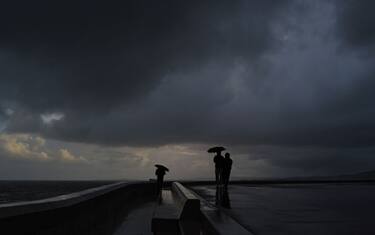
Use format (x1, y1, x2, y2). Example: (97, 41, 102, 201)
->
(225, 152, 230, 159)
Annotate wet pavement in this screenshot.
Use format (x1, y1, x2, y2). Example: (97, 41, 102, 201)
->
(113, 201, 154, 235)
(192, 183, 375, 235)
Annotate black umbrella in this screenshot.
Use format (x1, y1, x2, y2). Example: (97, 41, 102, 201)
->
(155, 164, 169, 172)
(207, 146, 226, 153)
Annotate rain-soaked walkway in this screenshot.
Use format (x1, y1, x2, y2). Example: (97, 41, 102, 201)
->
(113, 201, 154, 235)
(192, 183, 375, 235)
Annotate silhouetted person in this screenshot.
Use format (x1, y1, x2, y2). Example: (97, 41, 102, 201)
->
(223, 152, 233, 187)
(214, 151, 225, 185)
(155, 166, 167, 195)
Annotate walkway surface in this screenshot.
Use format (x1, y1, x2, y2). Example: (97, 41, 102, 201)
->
(192, 183, 375, 235)
(113, 201, 154, 235)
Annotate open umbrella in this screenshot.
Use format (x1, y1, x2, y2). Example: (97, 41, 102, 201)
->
(154, 164, 169, 172)
(207, 146, 226, 153)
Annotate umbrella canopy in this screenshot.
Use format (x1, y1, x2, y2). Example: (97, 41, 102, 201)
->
(207, 146, 226, 153)
(155, 164, 169, 171)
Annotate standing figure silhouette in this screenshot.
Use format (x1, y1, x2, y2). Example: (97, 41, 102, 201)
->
(214, 151, 225, 186)
(155, 164, 168, 195)
(223, 152, 233, 188)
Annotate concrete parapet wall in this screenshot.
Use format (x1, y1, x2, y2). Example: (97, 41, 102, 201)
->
(171, 182, 200, 220)
(0, 182, 155, 235)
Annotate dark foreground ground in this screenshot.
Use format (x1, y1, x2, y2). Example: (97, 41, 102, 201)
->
(3, 181, 374, 235)
(192, 183, 375, 235)
(113, 201, 154, 235)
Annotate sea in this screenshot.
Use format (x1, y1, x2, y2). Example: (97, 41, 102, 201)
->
(0, 180, 118, 204)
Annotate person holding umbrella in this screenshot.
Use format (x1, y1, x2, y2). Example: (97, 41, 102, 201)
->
(155, 164, 168, 195)
(208, 146, 225, 186)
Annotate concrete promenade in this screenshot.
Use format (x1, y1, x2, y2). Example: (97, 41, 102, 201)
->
(193, 183, 375, 235)
(113, 201, 154, 235)
(0, 181, 252, 235)
(113, 182, 251, 235)
(2, 180, 374, 234)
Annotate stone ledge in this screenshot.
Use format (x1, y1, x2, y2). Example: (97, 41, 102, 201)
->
(188, 186, 254, 235)
(0, 181, 133, 219)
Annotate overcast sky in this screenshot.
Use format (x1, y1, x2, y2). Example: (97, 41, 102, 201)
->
(0, 0, 375, 180)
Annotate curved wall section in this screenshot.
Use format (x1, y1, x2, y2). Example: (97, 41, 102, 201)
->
(0, 182, 155, 235)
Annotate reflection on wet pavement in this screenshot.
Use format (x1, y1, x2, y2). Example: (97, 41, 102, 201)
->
(193, 183, 375, 235)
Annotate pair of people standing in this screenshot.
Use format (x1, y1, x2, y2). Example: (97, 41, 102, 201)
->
(214, 151, 232, 187)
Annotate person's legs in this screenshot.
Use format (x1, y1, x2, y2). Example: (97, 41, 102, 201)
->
(160, 175, 164, 189)
(222, 171, 227, 187)
(156, 175, 164, 194)
(215, 168, 220, 185)
(156, 178, 160, 194)
(219, 168, 224, 185)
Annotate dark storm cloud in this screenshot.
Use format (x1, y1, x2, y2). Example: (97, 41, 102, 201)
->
(0, 0, 293, 142)
(240, 145, 375, 176)
(0, 0, 289, 112)
(335, 0, 375, 49)
(1, 0, 375, 151)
